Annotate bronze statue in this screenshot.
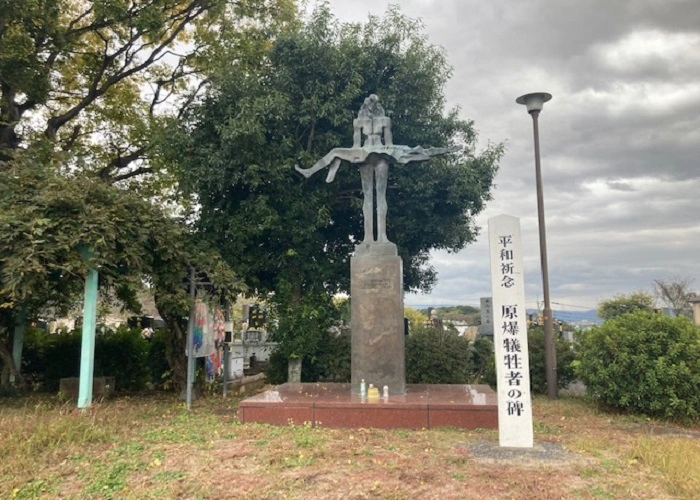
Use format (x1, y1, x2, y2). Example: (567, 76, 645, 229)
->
(295, 95, 458, 249)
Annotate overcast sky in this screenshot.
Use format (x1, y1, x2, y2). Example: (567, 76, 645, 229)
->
(325, 0, 700, 311)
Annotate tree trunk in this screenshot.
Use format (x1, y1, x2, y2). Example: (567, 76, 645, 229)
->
(157, 308, 188, 393)
(0, 341, 24, 389)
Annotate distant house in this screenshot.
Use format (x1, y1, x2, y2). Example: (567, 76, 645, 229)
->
(444, 321, 478, 340)
(689, 296, 700, 326)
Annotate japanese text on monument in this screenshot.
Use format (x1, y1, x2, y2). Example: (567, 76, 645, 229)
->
(488, 214, 534, 447)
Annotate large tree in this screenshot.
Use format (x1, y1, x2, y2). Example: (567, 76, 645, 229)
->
(167, 5, 502, 296)
(164, 6, 502, 363)
(0, 149, 244, 387)
(597, 291, 655, 321)
(653, 278, 696, 317)
(0, 0, 293, 387)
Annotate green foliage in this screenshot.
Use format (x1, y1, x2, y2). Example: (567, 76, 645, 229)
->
(406, 327, 473, 384)
(265, 349, 289, 385)
(0, 154, 172, 307)
(0, 152, 244, 390)
(404, 307, 428, 332)
(313, 330, 351, 383)
(20, 326, 164, 392)
(266, 288, 350, 384)
(0, 0, 282, 389)
(266, 328, 351, 384)
(94, 326, 150, 391)
(575, 311, 700, 421)
(146, 329, 172, 390)
(526, 326, 577, 394)
(268, 290, 336, 360)
(597, 292, 654, 321)
(467, 328, 575, 394)
(163, 6, 501, 369)
(470, 336, 495, 384)
(421, 305, 481, 325)
(0, 0, 287, 175)
(166, 5, 502, 299)
(22, 328, 81, 391)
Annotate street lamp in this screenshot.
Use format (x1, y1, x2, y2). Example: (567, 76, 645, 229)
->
(516, 92, 557, 400)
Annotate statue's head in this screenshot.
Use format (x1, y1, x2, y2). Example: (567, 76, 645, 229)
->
(358, 94, 385, 118)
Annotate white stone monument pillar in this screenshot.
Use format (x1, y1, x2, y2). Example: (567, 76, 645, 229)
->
(488, 214, 533, 448)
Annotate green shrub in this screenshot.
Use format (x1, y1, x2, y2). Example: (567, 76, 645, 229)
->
(314, 330, 351, 382)
(471, 336, 496, 387)
(575, 311, 700, 421)
(28, 330, 82, 391)
(471, 327, 575, 394)
(94, 325, 150, 391)
(406, 327, 473, 384)
(22, 326, 156, 392)
(146, 329, 171, 389)
(265, 329, 351, 384)
(265, 349, 289, 385)
(527, 326, 577, 394)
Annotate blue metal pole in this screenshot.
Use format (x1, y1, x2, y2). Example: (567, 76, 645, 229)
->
(186, 266, 195, 410)
(10, 305, 27, 384)
(78, 267, 99, 408)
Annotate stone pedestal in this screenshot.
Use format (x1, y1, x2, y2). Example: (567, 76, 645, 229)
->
(351, 245, 405, 394)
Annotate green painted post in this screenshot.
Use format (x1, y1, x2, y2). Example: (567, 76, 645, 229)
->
(78, 267, 99, 408)
(10, 305, 27, 384)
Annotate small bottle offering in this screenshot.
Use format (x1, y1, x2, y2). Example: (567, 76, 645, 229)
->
(383, 385, 389, 399)
(360, 379, 367, 398)
(367, 383, 380, 400)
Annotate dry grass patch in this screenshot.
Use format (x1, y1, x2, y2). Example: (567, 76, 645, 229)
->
(1, 392, 698, 499)
(631, 436, 700, 498)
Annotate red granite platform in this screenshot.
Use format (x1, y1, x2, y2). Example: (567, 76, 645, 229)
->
(238, 383, 497, 429)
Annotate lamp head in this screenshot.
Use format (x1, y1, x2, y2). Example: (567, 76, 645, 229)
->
(516, 92, 552, 113)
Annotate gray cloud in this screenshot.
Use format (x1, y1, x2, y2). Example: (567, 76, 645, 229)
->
(327, 0, 700, 310)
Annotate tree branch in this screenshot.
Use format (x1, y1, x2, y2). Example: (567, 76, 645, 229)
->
(44, 0, 210, 139)
(98, 146, 150, 180)
(112, 165, 154, 183)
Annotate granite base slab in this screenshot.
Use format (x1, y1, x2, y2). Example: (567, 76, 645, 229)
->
(238, 383, 497, 429)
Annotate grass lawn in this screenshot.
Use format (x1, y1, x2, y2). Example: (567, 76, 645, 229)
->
(1, 390, 699, 499)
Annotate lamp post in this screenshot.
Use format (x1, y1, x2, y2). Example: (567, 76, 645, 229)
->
(516, 92, 557, 400)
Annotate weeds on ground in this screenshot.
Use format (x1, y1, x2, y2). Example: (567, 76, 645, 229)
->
(1, 393, 698, 498)
(631, 436, 700, 498)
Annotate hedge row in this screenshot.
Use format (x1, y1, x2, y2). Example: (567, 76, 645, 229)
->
(19, 325, 170, 392)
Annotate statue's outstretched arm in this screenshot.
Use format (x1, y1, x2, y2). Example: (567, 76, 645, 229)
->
(395, 145, 461, 164)
(423, 145, 461, 156)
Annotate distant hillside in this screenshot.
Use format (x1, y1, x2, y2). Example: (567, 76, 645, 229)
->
(408, 305, 602, 326)
(527, 309, 602, 325)
(417, 305, 480, 325)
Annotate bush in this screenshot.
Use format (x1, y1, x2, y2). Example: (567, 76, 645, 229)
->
(471, 327, 575, 394)
(146, 328, 171, 389)
(406, 327, 473, 384)
(575, 311, 700, 421)
(23, 329, 82, 391)
(266, 329, 351, 384)
(471, 337, 496, 387)
(527, 326, 577, 394)
(94, 325, 150, 391)
(314, 330, 351, 382)
(22, 326, 157, 392)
